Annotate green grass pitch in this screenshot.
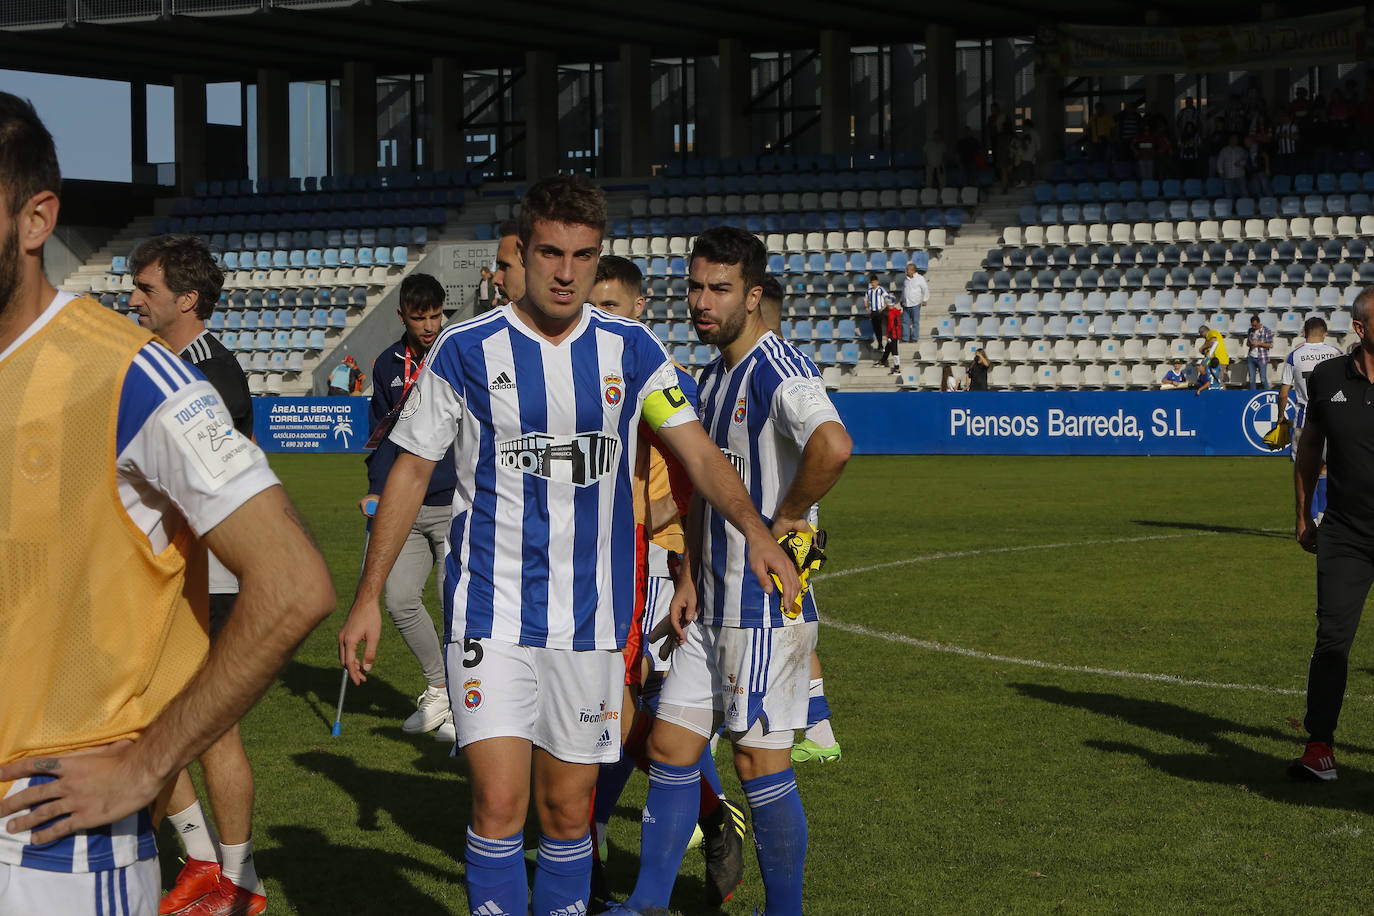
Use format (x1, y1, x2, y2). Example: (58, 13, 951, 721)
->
(164, 453, 1374, 914)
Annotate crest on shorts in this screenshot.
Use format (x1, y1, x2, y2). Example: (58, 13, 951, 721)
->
(463, 678, 483, 711)
(603, 374, 624, 407)
(732, 397, 747, 423)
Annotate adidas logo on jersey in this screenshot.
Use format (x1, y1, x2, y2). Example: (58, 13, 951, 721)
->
(390, 376, 403, 387)
(473, 902, 512, 916)
(489, 371, 517, 391)
(1331, 390, 1348, 403)
(550, 903, 587, 916)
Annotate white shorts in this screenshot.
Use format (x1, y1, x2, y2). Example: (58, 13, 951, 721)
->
(657, 620, 817, 749)
(642, 575, 675, 675)
(445, 638, 625, 764)
(0, 859, 159, 916)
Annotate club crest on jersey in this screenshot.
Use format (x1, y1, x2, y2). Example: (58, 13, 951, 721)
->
(732, 397, 747, 423)
(603, 374, 624, 407)
(498, 432, 621, 487)
(463, 678, 483, 711)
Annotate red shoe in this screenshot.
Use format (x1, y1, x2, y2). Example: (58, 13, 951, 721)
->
(160, 858, 221, 914)
(1288, 741, 1338, 781)
(173, 874, 267, 916)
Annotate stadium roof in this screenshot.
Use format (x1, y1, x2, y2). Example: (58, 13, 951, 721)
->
(0, 0, 1359, 84)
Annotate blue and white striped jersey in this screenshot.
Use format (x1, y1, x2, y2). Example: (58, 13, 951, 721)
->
(1282, 341, 1344, 421)
(389, 304, 695, 651)
(695, 331, 844, 629)
(864, 286, 889, 313)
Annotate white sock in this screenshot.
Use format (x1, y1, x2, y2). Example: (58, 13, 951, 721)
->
(219, 838, 262, 894)
(806, 718, 836, 748)
(809, 678, 824, 699)
(167, 800, 219, 863)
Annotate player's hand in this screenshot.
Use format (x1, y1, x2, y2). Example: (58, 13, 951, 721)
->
(747, 528, 800, 612)
(0, 741, 158, 846)
(655, 575, 699, 658)
(1296, 516, 1318, 554)
(339, 598, 382, 685)
(358, 494, 380, 518)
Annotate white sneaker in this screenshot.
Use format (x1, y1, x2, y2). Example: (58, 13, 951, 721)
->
(402, 685, 450, 734)
(433, 716, 456, 744)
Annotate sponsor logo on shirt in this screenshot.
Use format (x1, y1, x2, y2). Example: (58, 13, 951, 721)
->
(578, 701, 619, 724)
(720, 447, 747, 482)
(489, 371, 517, 391)
(497, 432, 621, 487)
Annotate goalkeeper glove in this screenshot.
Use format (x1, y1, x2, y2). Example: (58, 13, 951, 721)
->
(771, 528, 827, 619)
(1262, 418, 1292, 450)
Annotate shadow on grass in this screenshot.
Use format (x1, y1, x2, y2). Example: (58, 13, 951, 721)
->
(276, 659, 418, 733)
(269, 825, 460, 913)
(1011, 682, 1374, 812)
(1132, 519, 1288, 540)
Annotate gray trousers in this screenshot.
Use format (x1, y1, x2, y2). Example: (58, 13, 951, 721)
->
(385, 503, 449, 686)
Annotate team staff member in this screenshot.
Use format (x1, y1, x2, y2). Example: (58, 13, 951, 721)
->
(1291, 289, 1374, 782)
(337, 176, 799, 916)
(0, 91, 334, 916)
(361, 273, 456, 744)
(127, 234, 268, 916)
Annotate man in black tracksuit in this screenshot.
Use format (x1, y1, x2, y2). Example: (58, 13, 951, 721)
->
(1291, 288, 1374, 781)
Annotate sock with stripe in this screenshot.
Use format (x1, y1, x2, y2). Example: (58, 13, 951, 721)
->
(166, 800, 220, 863)
(743, 768, 808, 916)
(531, 832, 592, 916)
(592, 755, 638, 849)
(464, 828, 526, 916)
(804, 678, 836, 747)
(624, 762, 702, 911)
(219, 838, 260, 893)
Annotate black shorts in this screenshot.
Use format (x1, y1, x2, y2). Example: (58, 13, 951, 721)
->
(208, 593, 237, 641)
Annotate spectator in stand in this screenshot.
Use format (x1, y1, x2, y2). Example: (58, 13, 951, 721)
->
(473, 265, 498, 315)
(901, 261, 929, 343)
(1246, 314, 1275, 389)
(957, 126, 982, 172)
(1274, 110, 1300, 176)
(864, 274, 890, 350)
(1197, 323, 1230, 391)
(988, 104, 1014, 192)
(1088, 104, 1116, 160)
(1015, 121, 1040, 186)
(1205, 114, 1230, 180)
(1177, 122, 1205, 179)
(1246, 121, 1273, 197)
(1176, 98, 1200, 140)
(1132, 118, 1170, 181)
(328, 354, 364, 395)
(1118, 106, 1142, 160)
(966, 348, 992, 390)
(1161, 359, 1191, 390)
(1223, 92, 1248, 136)
(1289, 86, 1313, 135)
(1217, 134, 1249, 199)
(925, 129, 948, 189)
(1328, 87, 1352, 146)
(940, 364, 960, 391)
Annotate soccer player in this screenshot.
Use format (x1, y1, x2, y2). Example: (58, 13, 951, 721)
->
(125, 234, 270, 916)
(1278, 316, 1342, 521)
(492, 218, 524, 306)
(759, 277, 841, 766)
(361, 273, 457, 744)
(586, 255, 746, 908)
(337, 176, 799, 916)
(0, 91, 334, 916)
(607, 227, 852, 916)
(1290, 290, 1374, 782)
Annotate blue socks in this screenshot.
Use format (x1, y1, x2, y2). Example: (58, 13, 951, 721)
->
(807, 692, 832, 728)
(743, 768, 808, 916)
(593, 756, 638, 837)
(698, 743, 724, 799)
(1314, 474, 1328, 521)
(625, 761, 701, 910)
(532, 833, 593, 916)
(464, 828, 524, 916)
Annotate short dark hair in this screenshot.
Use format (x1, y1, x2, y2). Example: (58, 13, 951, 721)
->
(760, 275, 784, 308)
(690, 226, 766, 292)
(1354, 287, 1374, 326)
(399, 272, 445, 313)
(868, 273, 879, 284)
(595, 254, 642, 293)
(129, 234, 224, 320)
(497, 218, 519, 240)
(0, 92, 60, 218)
(518, 175, 606, 245)
(1303, 316, 1328, 335)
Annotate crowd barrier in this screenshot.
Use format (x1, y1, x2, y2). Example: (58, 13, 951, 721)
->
(252, 390, 1291, 457)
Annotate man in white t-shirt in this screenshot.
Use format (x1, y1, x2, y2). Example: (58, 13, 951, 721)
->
(901, 262, 930, 343)
(0, 91, 334, 916)
(1279, 316, 1343, 521)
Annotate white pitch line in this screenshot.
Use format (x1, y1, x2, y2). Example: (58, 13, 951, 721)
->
(814, 527, 1339, 700)
(814, 531, 1215, 581)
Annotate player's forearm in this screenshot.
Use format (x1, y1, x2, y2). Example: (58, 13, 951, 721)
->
(773, 422, 853, 522)
(357, 451, 434, 601)
(657, 420, 771, 542)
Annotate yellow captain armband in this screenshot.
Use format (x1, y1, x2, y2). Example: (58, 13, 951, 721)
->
(642, 385, 690, 430)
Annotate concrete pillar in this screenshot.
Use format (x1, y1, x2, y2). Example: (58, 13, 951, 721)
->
(718, 37, 750, 158)
(924, 24, 957, 147)
(619, 43, 652, 177)
(430, 56, 463, 173)
(1258, 3, 1287, 111)
(523, 50, 558, 180)
(890, 45, 919, 153)
(341, 60, 377, 176)
(173, 73, 206, 195)
(130, 81, 149, 183)
(1033, 53, 1065, 177)
(1146, 73, 1174, 122)
(256, 68, 290, 182)
(819, 29, 851, 158)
